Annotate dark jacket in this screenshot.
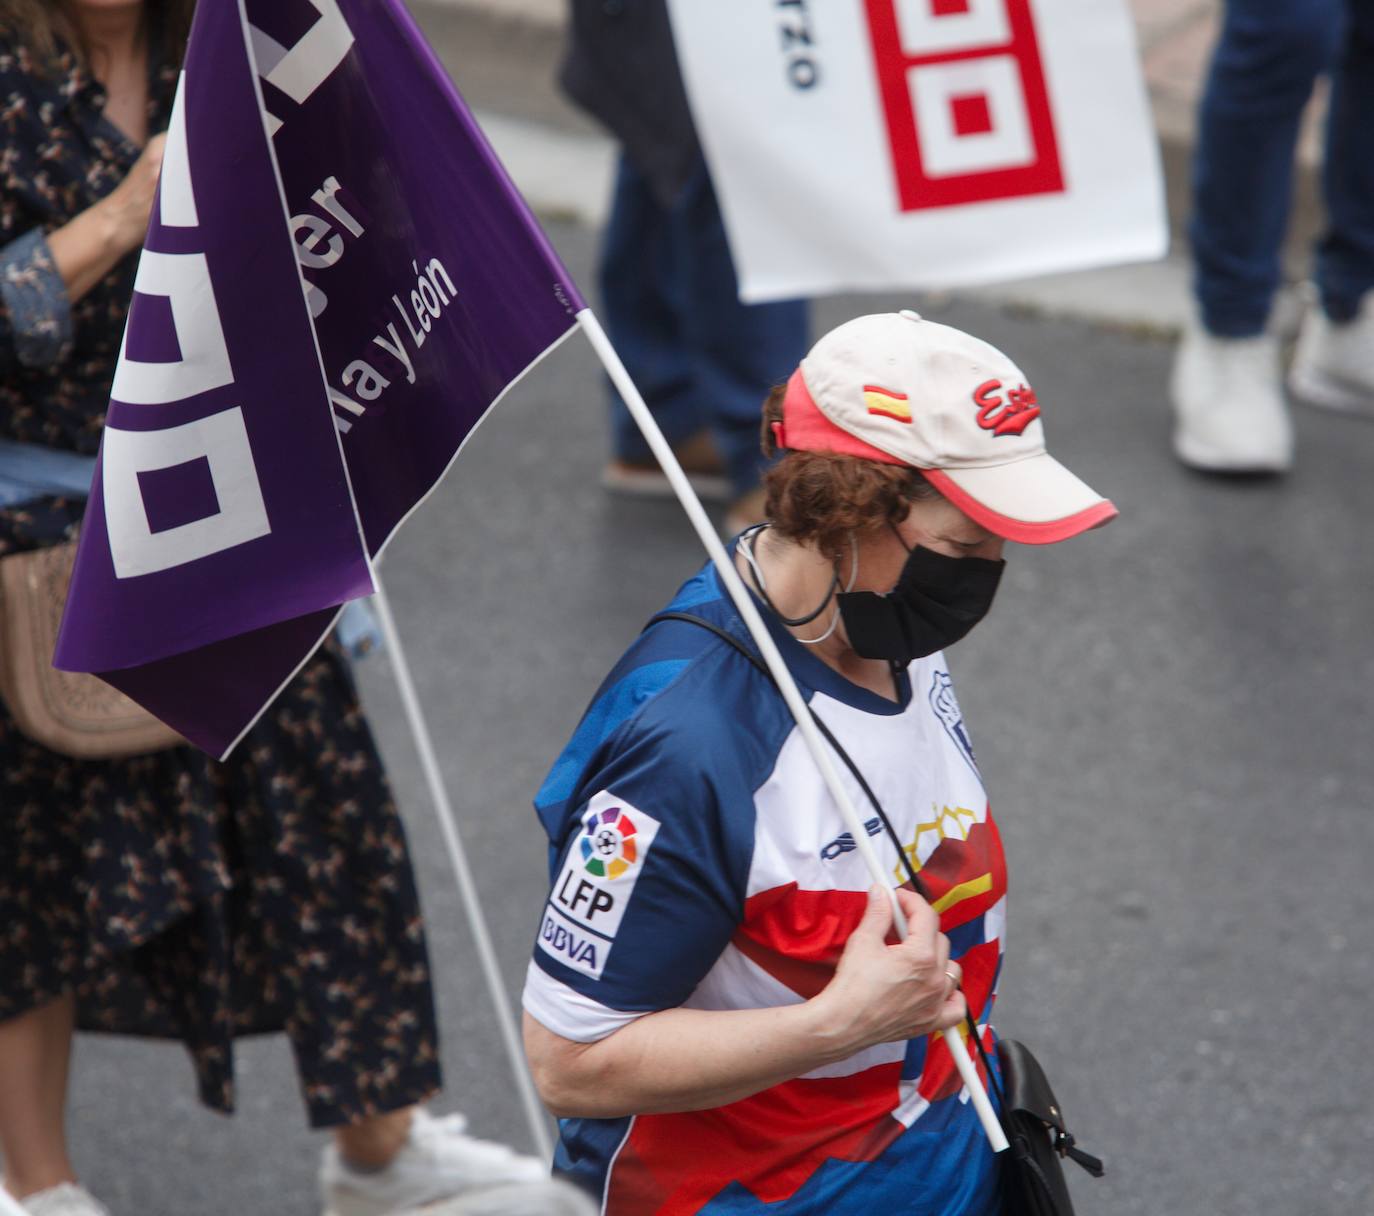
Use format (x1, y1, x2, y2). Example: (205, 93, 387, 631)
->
(559, 0, 700, 206)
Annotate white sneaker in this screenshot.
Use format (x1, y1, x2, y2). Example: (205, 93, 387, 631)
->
(18, 1184, 110, 1216)
(320, 1109, 548, 1216)
(1289, 294, 1374, 417)
(1170, 323, 1293, 472)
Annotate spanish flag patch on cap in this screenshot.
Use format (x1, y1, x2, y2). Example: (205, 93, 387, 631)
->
(864, 385, 912, 423)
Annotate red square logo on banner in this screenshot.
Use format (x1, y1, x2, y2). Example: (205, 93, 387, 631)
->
(950, 93, 993, 136)
(863, 0, 1065, 211)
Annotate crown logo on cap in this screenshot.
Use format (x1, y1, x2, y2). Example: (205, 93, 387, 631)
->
(972, 379, 1041, 438)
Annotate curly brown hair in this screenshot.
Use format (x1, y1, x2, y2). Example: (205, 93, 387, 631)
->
(0, 0, 195, 75)
(759, 384, 941, 558)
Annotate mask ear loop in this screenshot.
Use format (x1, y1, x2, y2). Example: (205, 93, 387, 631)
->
(737, 524, 772, 596)
(795, 532, 858, 647)
(741, 524, 840, 630)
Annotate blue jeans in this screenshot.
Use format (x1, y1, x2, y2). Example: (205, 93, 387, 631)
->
(1191, 0, 1374, 336)
(599, 155, 810, 497)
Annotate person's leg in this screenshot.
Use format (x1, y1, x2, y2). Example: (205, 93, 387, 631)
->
(672, 162, 809, 503)
(322, 1107, 546, 1216)
(333, 1108, 414, 1170)
(1173, 0, 1344, 470)
(221, 649, 542, 1216)
(0, 995, 77, 1199)
(598, 154, 705, 465)
(1315, 0, 1374, 319)
(1289, 0, 1374, 412)
(1190, 0, 1343, 335)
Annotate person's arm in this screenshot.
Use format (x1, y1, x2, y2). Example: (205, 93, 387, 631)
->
(0, 134, 166, 379)
(524, 886, 966, 1118)
(45, 133, 166, 303)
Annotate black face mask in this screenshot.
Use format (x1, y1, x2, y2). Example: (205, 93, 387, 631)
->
(836, 544, 1005, 664)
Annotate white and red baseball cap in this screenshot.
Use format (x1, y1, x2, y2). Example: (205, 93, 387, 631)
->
(772, 311, 1117, 544)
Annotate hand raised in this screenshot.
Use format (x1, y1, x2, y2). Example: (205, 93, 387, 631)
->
(100, 132, 167, 255)
(813, 886, 966, 1056)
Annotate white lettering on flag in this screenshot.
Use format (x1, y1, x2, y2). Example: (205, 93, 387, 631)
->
(159, 73, 199, 228)
(102, 409, 272, 579)
(110, 252, 233, 405)
(103, 54, 274, 582)
(248, 0, 355, 138)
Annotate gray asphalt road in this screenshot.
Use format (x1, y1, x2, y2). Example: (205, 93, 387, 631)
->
(64, 213, 1374, 1216)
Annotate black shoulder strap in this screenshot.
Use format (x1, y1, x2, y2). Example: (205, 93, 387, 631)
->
(650, 612, 917, 889)
(650, 611, 927, 894)
(650, 611, 770, 676)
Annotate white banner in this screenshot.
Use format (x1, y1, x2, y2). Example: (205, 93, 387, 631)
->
(666, 0, 1167, 302)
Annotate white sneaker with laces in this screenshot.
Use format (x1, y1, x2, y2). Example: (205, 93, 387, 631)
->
(1288, 294, 1374, 417)
(18, 1184, 111, 1216)
(320, 1109, 547, 1216)
(1170, 323, 1292, 472)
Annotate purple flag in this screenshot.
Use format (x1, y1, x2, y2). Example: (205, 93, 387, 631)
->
(55, 0, 585, 757)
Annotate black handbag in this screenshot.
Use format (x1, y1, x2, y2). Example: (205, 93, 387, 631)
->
(988, 1038, 1104, 1216)
(956, 1022, 1104, 1214)
(649, 612, 1107, 1214)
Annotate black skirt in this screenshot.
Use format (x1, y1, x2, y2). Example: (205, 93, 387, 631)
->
(0, 497, 441, 1127)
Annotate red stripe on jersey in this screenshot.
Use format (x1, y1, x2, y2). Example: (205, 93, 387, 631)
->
(732, 885, 866, 998)
(732, 815, 1006, 1000)
(621, 814, 1011, 1211)
(606, 1064, 904, 1214)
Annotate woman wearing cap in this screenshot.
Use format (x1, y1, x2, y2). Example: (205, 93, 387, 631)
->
(521, 312, 1115, 1214)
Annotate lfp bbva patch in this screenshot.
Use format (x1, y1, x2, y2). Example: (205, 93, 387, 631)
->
(538, 792, 661, 980)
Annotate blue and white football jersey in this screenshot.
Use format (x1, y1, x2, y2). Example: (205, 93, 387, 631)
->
(523, 552, 1007, 1215)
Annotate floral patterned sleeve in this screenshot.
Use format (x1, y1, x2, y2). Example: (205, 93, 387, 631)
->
(0, 227, 74, 374)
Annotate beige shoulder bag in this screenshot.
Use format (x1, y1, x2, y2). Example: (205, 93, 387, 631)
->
(0, 539, 184, 759)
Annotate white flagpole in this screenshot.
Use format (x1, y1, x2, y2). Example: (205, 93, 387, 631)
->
(577, 308, 1009, 1153)
(369, 578, 554, 1161)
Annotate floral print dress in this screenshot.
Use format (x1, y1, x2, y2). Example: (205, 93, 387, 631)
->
(0, 32, 441, 1127)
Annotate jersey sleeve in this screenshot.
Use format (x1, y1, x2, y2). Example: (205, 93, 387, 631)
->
(522, 726, 752, 1044)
